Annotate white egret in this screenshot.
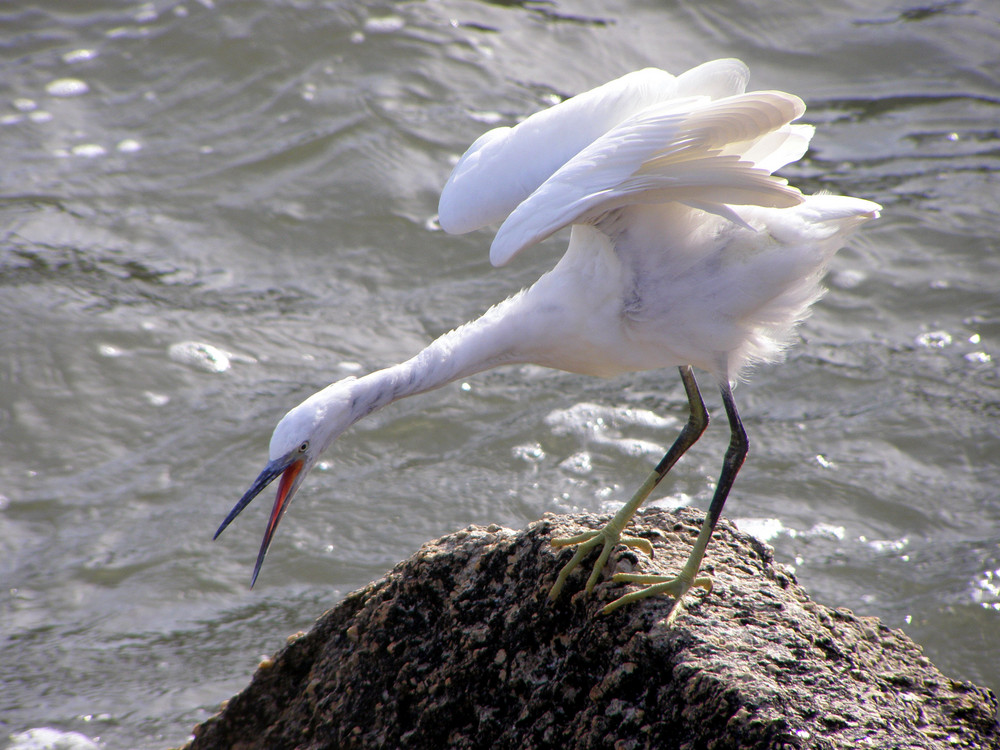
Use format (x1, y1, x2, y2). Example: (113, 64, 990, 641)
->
(215, 59, 879, 623)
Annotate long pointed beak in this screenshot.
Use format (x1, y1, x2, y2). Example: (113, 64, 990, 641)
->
(214, 456, 306, 587)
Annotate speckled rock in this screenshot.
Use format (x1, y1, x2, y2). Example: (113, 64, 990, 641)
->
(185, 508, 1000, 749)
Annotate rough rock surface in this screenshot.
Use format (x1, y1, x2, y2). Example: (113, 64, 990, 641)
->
(185, 508, 999, 749)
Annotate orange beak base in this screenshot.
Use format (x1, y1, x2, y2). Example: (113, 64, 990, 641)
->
(250, 459, 304, 587)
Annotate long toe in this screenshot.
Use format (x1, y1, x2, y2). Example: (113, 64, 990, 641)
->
(601, 571, 713, 619)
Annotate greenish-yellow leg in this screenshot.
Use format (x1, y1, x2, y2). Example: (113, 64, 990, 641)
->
(548, 470, 662, 600)
(605, 374, 747, 623)
(548, 366, 709, 602)
(549, 365, 749, 626)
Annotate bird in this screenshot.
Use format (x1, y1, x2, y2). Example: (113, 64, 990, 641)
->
(214, 58, 880, 624)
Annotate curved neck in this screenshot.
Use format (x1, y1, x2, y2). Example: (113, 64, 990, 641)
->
(343, 291, 534, 427)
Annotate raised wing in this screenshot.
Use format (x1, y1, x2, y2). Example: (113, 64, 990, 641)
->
(438, 67, 681, 235)
(438, 59, 813, 267)
(488, 92, 809, 266)
(439, 60, 753, 235)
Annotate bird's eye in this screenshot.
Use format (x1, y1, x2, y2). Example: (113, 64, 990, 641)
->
(298, 441, 309, 453)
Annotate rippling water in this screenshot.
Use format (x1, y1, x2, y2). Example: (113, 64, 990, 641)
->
(2, 1, 998, 747)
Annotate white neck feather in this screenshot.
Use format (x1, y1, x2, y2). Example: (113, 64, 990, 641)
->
(341, 289, 537, 428)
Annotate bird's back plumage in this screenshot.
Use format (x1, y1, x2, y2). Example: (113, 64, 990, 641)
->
(438, 59, 879, 380)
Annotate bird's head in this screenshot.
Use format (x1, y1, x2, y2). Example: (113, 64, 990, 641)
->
(214, 378, 358, 586)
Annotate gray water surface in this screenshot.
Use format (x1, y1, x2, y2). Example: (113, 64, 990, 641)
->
(2, 1, 999, 747)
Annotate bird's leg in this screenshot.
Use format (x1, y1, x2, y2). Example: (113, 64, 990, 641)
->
(548, 366, 709, 600)
(603, 375, 748, 625)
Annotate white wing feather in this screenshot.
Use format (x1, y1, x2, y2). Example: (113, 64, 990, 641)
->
(489, 92, 807, 266)
(438, 59, 815, 268)
(438, 60, 753, 236)
(438, 67, 680, 235)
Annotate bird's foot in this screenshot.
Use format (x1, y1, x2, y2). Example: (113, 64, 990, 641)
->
(602, 569, 713, 625)
(548, 524, 654, 601)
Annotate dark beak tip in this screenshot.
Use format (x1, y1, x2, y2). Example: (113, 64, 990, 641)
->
(216, 456, 301, 589)
(214, 460, 286, 542)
